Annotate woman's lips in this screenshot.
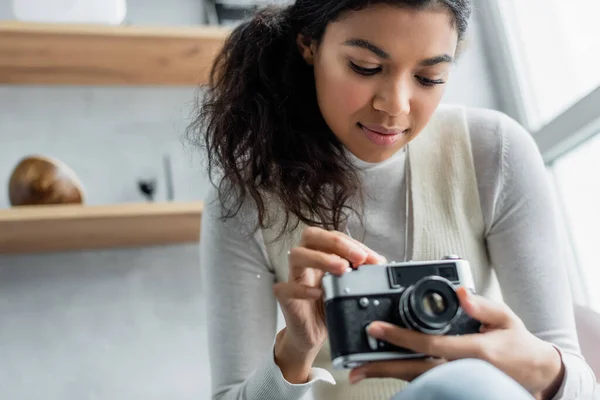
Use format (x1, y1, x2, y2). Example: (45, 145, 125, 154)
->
(358, 123, 408, 147)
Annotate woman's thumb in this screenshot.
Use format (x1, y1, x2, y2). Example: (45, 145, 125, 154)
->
(457, 287, 514, 328)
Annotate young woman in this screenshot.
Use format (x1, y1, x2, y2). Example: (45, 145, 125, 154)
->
(190, 0, 597, 399)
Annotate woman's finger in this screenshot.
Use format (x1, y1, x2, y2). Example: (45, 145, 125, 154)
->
(331, 230, 387, 265)
(366, 321, 485, 361)
(273, 282, 323, 301)
(349, 358, 446, 384)
(300, 227, 368, 266)
(457, 287, 517, 328)
(288, 246, 349, 280)
(300, 227, 383, 266)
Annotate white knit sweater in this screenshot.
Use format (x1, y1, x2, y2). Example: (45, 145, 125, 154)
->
(200, 106, 597, 400)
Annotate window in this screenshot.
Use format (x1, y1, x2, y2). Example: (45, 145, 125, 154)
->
(495, 0, 600, 130)
(550, 134, 600, 312)
(489, 0, 600, 311)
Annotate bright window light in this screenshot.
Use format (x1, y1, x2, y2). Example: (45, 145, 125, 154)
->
(497, 0, 600, 129)
(552, 133, 600, 312)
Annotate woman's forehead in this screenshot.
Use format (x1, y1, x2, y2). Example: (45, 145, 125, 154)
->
(324, 4, 458, 59)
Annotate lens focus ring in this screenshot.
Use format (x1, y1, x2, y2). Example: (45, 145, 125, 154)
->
(398, 276, 460, 334)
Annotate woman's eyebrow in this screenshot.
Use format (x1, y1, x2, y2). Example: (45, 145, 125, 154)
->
(419, 54, 454, 66)
(342, 38, 454, 66)
(342, 38, 390, 59)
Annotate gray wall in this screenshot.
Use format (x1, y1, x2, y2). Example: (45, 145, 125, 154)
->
(0, 1, 499, 399)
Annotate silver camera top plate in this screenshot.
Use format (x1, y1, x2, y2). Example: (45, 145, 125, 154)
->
(321, 259, 475, 302)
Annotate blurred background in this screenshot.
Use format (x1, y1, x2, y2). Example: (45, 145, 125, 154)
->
(0, 0, 598, 399)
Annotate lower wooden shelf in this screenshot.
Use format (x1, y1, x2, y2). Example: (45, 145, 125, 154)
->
(0, 201, 203, 255)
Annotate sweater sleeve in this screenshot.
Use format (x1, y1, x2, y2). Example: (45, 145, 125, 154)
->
(200, 191, 335, 400)
(468, 108, 597, 400)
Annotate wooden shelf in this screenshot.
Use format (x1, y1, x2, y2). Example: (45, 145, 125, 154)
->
(0, 21, 231, 85)
(0, 201, 203, 254)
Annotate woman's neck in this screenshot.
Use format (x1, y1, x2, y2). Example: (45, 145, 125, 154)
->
(344, 145, 407, 171)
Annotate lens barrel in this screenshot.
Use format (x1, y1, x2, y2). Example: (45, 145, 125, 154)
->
(398, 276, 461, 334)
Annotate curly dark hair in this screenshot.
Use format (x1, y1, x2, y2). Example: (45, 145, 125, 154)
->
(187, 0, 473, 237)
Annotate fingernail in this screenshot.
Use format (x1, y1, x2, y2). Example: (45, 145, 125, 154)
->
(371, 251, 385, 264)
(367, 322, 383, 337)
(349, 372, 365, 384)
(307, 288, 322, 298)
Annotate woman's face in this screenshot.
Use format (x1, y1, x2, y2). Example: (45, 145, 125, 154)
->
(300, 4, 459, 163)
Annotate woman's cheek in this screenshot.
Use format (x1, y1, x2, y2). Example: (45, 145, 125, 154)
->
(324, 72, 373, 116)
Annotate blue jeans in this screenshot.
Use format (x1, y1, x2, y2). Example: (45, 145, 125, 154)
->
(391, 359, 535, 400)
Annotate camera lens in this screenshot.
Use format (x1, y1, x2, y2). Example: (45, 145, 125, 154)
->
(421, 290, 447, 317)
(398, 276, 460, 334)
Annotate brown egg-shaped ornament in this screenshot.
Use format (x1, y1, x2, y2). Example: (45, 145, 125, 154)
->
(8, 155, 85, 206)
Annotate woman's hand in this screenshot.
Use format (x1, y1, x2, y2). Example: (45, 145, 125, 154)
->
(273, 227, 386, 384)
(349, 288, 566, 400)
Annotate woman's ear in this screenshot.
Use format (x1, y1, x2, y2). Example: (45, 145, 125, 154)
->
(296, 33, 316, 65)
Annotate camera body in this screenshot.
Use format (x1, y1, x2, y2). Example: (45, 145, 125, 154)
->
(321, 256, 481, 369)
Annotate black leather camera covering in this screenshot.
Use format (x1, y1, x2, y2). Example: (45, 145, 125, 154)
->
(324, 294, 482, 360)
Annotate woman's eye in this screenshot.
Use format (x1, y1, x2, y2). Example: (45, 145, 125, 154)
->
(416, 76, 446, 87)
(349, 61, 381, 76)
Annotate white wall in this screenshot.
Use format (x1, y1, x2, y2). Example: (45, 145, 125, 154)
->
(443, 8, 499, 110)
(0, 1, 501, 399)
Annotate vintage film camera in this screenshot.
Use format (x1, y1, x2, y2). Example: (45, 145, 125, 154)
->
(322, 256, 481, 369)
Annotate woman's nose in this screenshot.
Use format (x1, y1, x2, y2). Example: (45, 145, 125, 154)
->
(372, 81, 411, 117)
